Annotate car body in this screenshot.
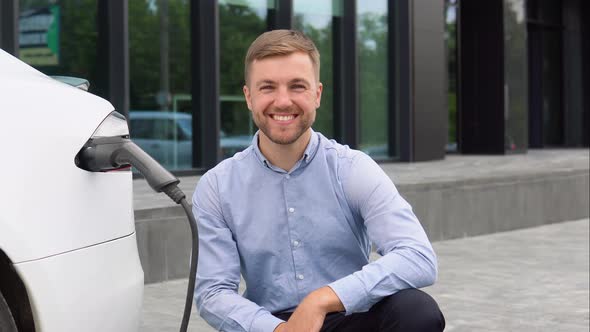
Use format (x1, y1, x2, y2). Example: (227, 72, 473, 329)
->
(129, 111, 252, 169)
(0, 49, 143, 331)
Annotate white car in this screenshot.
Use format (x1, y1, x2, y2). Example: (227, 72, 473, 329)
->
(0, 49, 143, 331)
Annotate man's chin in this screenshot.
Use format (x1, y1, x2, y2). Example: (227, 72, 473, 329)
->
(259, 125, 310, 146)
(268, 135, 299, 145)
(266, 130, 304, 145)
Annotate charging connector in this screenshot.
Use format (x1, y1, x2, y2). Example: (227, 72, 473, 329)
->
(76, 137, 179, 192)
(76, 137, 198, 332)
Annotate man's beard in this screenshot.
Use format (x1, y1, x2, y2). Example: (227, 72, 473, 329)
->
(255, 108, 314, 145)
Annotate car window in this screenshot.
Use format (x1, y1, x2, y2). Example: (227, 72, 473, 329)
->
(177, 118, 192, 139)
(130, 116, 192, 141)
(151, 119, 174, 140)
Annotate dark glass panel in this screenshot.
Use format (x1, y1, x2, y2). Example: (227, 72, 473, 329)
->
(129, 0, 192, 170)
(219, 0, 269, 158)
(19, 0, 103, 96)
(293, 0, 337, 138)
(504, 0, 528, 152)
(445, 0, 458, 152)
(357, 0, 389, 158)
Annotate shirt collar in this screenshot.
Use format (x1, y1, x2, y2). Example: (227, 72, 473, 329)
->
(252, 128, 320, 171)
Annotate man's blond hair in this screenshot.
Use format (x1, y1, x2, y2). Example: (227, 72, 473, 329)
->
(244, 29, 320, 84)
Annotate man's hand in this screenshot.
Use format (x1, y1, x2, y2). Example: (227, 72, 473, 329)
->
(274, 287, 344, 332)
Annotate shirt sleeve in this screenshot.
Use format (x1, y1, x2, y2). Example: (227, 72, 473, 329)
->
(193, 172, 285, 332)
(328, 153, 438, 315)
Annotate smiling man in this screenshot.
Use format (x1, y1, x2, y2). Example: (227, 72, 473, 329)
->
(193, 30, 445, 332)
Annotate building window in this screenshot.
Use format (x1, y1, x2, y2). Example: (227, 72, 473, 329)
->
(527, 0, 564, 147)
(218, 0, 270, 159)
(128, 0, 192, 170)
(444, 0, 458, 153)
(358, 0, 389, 159)
(504, 0, 528, 151)
(18, 0, 104, 97)
(293, 0, 337, 138)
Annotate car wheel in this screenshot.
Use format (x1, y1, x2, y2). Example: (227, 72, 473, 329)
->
(0, 291, 18, 331)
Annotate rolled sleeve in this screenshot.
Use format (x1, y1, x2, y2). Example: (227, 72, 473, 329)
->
(328, 274, 370, 315)
(250, 312, 285, 332)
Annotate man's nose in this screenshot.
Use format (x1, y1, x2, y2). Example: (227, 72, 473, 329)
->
(273, 86, 293, 109)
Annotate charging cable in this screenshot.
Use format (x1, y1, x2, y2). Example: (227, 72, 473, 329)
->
(77, 137, 198, 332)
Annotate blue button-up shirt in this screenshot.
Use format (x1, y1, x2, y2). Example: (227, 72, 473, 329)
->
(193, 129, 437, 332)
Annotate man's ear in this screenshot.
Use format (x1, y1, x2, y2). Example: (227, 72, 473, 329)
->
(243, 85, 253, 110)
(315, 82, 323, 108)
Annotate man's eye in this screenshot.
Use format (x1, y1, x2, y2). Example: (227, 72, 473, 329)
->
(292, 85, 306, 90)
(260, 86, 273, 91)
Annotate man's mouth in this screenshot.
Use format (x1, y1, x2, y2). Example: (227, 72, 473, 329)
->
(271, 114, 297, 121)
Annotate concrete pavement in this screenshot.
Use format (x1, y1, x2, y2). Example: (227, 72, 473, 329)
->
(140, 218, 590, 331)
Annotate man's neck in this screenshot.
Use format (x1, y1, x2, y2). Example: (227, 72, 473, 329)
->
(258, 129, 312, 172)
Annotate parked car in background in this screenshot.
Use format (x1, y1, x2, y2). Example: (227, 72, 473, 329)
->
(129, 111, 252, 169)
(220, 129, 254, 158)
(129, 111, 193, 169)
(0, 49, 143, 331)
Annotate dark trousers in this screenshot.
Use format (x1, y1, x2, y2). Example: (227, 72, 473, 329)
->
(275, 289, 445, 332)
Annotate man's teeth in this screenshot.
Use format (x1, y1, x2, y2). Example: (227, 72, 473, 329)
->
(274, 115, 295, 121)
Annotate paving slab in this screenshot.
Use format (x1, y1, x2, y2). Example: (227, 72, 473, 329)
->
(140, 218, 589, 332)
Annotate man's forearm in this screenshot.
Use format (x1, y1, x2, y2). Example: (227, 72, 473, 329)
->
(274, 287, 345, 332)
(309, 286, 345, 313)
(198, 290, 284, 332)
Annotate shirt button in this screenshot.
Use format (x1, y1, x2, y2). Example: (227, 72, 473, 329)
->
(285, 174, 290, 179)
(288, 207, 295, 213)
(297, 274, 304, 280)
(293, 240, 300, 247)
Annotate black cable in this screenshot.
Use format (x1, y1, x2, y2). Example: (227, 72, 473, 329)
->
(77, 138, 199, 331)
(161, 184, 199, 332)
(178, 197, 199, 332)
(120, 145, 199, 331)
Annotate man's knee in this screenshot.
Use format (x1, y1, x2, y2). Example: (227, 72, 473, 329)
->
(376, 289, 445, 331)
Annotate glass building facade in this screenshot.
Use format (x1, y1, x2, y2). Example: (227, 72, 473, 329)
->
(293, 0, 336, 138)
(503, 0, 528, 152)
(218, 0, 268, 159)
(128, 0, 192, 169)
(357, 0, 389, 158)
(1, 0, 587, 173)
(444, 0, 458, 152)
(19, 0, 101, 94)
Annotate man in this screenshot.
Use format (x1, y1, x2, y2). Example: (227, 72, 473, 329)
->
(193, 30, 445, 332)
